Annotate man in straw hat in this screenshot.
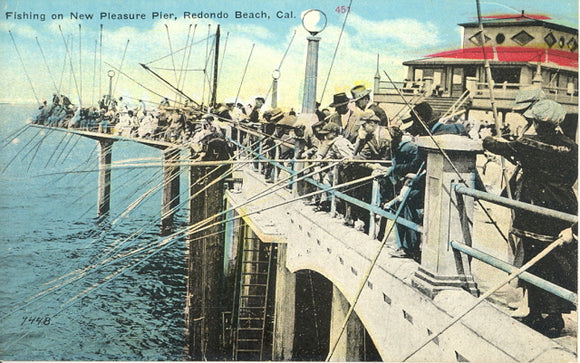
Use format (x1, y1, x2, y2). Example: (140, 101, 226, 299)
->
(482, 91, 577, 338)
(351, 84, 389, 126)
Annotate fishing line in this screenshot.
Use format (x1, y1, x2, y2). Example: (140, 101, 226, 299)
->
(36, 36, 59, 95)
(1, 130, 42, 173)
(1, 124, 31, 149)
(179, 24, 199, 98)
(58, 25, 82, 103)
(79, 24, 83, 104)
(44, 131, 71, 168)
(92, 39, 98, 105)
(234, 44, 255, 105)
(9, 31, 40, 105)
(383, 69, 509, 243)
(144, 33, 211, 65)
(319, 0, 353, 103)
(216, 31, 229, 92)
(264, 29, 297, 102)
(176, 24, 193, 105)
(201, 25, 212, 106)
(112, 39, 130, 97)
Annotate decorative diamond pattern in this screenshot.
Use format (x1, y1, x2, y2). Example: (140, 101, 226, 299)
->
(512, 30, 534, 46)
(544, 32, 557, 47)
(469, 31, 491, 46)
(567, 38, 578, 52)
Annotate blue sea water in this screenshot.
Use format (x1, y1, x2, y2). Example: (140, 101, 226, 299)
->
(0, 104, 188, 360)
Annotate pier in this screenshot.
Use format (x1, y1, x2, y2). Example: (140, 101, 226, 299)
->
(26, 122, 577, 361)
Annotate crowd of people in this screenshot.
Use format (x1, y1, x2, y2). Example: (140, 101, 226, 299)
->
(32, 85, 577, 338)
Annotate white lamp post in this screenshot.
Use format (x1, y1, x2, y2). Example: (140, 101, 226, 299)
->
(301, 9, 326, 114)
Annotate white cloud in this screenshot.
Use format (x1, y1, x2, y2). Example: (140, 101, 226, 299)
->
(347, 13, 442, 49)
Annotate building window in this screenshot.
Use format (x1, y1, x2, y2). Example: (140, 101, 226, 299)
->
(511, 30, 534, 46)
(567, 38, 578, 52)
(544, 32, 557, 47)
(559, 36, 566, 48)
(496, 33, 505, 44)
(469, 31, 491, 46)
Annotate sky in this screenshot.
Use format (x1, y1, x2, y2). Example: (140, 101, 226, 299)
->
(0, 0, 577, 110)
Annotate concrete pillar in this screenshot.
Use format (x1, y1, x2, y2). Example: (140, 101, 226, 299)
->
(412, 135, 482, 298)
(301, 36, 320, 114)
(272, 244, 296, 361)
(161, 148, 180, 235)
(97, 139, 114, 217)
(329, 286, 364, 361)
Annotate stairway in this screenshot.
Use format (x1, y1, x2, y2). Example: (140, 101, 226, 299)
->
(233, 229, 275, 361)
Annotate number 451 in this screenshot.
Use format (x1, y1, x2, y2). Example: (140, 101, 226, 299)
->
(335, 6, 350, 13)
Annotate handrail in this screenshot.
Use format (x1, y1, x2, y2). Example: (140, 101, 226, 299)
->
(450, 240, 577, 304)
(230, 135, 422, 232)
(453, 184, 577, 224)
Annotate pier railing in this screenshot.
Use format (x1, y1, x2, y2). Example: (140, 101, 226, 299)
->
(452, 183, 577, 304)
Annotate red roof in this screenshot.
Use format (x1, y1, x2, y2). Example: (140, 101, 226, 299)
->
(427, 47, 578, 68)
(480, 14, 551, 20)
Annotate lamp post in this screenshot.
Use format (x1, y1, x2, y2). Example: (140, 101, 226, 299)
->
(301, 9, 326, 115)
(271, 69, 281, 108)
(107, 69, 115, 106)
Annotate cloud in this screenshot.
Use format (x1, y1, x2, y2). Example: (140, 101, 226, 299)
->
(1, 21, 38, 39)
(347, 13, 442, 49)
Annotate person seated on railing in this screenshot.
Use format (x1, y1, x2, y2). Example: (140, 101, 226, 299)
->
(351, 84, 389, 127)
(482, 92, 577, 338)
(311, 122, 355, 212)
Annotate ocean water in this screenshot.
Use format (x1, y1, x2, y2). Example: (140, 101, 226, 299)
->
(0, 104, 188, 360)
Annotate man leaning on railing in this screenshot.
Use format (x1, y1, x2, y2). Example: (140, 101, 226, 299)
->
(482, 89, 578, 338)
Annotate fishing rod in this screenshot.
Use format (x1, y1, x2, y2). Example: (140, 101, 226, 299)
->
(9, 31, 40, 105)
(36, 36, 59, 95)
(58, 25, 82, 104)
(140, 63, 200, 107)
(112, 39, 130, 97)
(201, 24, 212, 107)
(326, 165, 425, 361)
(180, 24, 199, 103)
(165, 24, 180, 91)
(79, 24, 83, 105)
(43, 131, 71, 168)
(264, 29, 297, 103)
(400, 235, 573, 361)
(105, 62, 185, 106)
(475, 0, 512, 199)
(234, 43, 255, 105)
(92, 39, 98, 105)
(176, 24, 193, 104)
(319, 0, 354, 103)
(383, 69, 509, 243)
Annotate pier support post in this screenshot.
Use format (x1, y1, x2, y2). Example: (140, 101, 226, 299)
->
(412, 135, 482, 298)
(185, 164, 227, 360)
(97, 139, 114, 217)
(329, 286, 364, 361)
(161, 148, 180, 235)
(272, 244, 296, 361)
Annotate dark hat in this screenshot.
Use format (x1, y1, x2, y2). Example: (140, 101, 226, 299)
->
(277, 114, 297, 128)
(350, 85, 371, 100)
(359, 110, 380, 124)
(513, 89, 546, 111)
(263, 107, 284, 123)
(401, 101, 433, 124)
(318, 122, 341, 134)
(329, 92, 351, 107)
